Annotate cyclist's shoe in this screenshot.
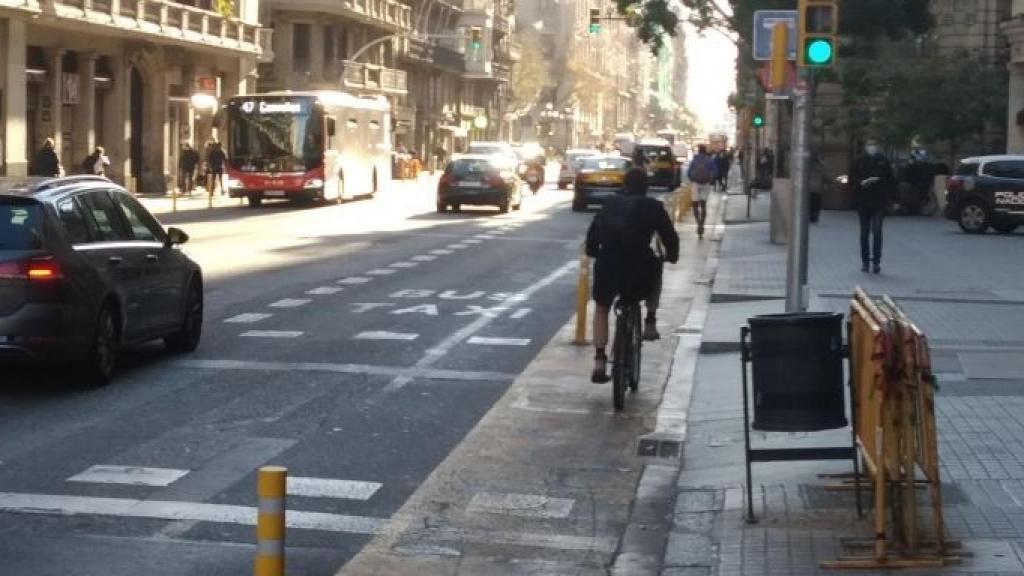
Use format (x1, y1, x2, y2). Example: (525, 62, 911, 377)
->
(643, 320, 660, 341)
(591, 356, 610, 384)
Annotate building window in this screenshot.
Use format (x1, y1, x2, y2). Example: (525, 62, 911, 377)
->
(294, 23, 311, 71)
(324, 26, 336, 63)
(338, 27, 349, 60)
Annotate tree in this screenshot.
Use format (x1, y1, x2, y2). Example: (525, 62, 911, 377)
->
(509, 33, 549, 114)
(612, 0, 680, 55)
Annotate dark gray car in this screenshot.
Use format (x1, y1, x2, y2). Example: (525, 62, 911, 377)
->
(0, 176, 202, 386)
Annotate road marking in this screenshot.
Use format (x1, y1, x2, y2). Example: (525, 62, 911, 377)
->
(488, 230, 506, 235)
(338, 277, 372, 285)
(372, 259, 576, 397)
(467, 337, 531, 346)
(429, 249, 453, 255)
(355, 331, 419, 341)
(67, 465, 189, 487)
(390, 262, 417, 268)
(463, 239, 483, 244)
(411, 255, 437, 262)
(224, 313, 272, 324)
(307, 286, 343, 295)
(240, 330, 304, 338)
(510, 308, 532, 319)
(288, 477, 381, 501)
(447, 244, 468, 249)
(269, 298, 311, 308)
(171, 359, 515, 383)
(0, 492, 385, 535)
(467, 492, 575, 519)
(366, 269, 397, 276)
(473, 234, 494, 240)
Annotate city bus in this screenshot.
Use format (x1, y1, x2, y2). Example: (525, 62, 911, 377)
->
(225, 91, 391, 207)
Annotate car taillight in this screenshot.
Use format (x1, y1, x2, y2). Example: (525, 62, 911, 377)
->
(947, 178, 963, 193)
(27, 259, 62, 281)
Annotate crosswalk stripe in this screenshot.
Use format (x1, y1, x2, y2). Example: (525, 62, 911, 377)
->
(467, 337, 531, 346)
(510, 308, 532, 319)
(224, 313, 272, 324)
(288, 477, 381, 501)
(355, 331, 419, 341)
(411, 255, 437, 261)
(67, 465, 189, 487)
(429, 249, 453, 255)
(0, 492, 385, 535)
(390, 262, 417, 268)
(269, 298, 311, 308)
(240, 330, 304, 338)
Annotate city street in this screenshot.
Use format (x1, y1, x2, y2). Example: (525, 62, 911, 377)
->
(0, 177, 624, 575)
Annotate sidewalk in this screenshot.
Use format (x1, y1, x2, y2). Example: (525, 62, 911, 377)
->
(660, 192, 1024, 575)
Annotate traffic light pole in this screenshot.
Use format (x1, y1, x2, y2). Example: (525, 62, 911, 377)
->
(785, 71, 813, 312)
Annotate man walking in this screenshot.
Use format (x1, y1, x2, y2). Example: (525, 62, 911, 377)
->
(205, 140, 227, 195)
(30, 138, 62, 177)
(81, 146, 110, 176)
(687, 144, 718, 239)
(585, 168, 679, 383)
(178, 142, 200, 195)
(850, 139, 894, 274)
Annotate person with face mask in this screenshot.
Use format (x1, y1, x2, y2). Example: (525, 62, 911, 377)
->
(850, 140, 895, 273)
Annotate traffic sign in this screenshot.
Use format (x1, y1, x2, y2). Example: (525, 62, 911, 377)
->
(752, 10, 798, 61)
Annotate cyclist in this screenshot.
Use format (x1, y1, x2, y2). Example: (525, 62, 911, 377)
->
(586, 167, 680, 383)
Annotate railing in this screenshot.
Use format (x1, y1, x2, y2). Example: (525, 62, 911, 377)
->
(0, 0, 43, 12)
(342, 61, 408, 93)
(47, 0, 262, 54)
(341, 0, 410, 29)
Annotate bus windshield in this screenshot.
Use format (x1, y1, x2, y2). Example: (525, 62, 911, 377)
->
(228, 100, 324, 172)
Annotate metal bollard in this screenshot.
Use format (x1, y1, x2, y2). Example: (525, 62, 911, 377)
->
(255, 466, 287, 576)
(574, 245, 590, 345)
(172, 186, 178, 214)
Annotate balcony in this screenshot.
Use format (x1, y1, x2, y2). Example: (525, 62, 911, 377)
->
(16, 0, 263, 55)
(272, 0, 410, 32)
(342, 60, 408, 94)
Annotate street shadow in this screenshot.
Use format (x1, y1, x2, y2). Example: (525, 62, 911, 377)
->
(150, 195, 374, 227)
(0, 342, 176, 396)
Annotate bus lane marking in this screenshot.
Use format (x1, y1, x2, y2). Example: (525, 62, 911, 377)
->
(366, 269, 397, 276)
(467, 337, 531, 346)
(240, 330, 304, 338)
(338, 277, 372, 285)
(224, 313, 272, 324)
(269, 298, 311, 308)
(355, 331, 419, 341)
(307, 287, 343, 295)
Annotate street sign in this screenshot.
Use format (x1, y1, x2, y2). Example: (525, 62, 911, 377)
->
(753, 10, 798, 61)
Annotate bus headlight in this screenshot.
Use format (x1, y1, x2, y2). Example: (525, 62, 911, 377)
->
(227, 178, 244, 189)
(304, 178, 324, 189)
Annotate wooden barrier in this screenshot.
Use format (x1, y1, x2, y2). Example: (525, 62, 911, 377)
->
(823, 288, 955, 569)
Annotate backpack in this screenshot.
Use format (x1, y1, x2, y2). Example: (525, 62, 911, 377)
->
(690, 155, 715, 184)
(597, 196, 646, 255)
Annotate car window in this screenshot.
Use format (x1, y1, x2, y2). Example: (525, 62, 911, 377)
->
(57, 198, 92, 244)
(581, 158, 630, 171)
(110, 192, 165, 242)
(449, 159, 494, 176)
(0, 199, 43, 250)
(954, 162, 979, 177)
(78, 191, 131, 242)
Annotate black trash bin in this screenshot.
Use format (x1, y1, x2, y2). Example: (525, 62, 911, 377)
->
(748, 312, 846, 432)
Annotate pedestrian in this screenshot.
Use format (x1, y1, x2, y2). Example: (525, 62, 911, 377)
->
(433, 145, 447, 174)
(849, 139, 895, 274)
(205, 140, 226, 195)
(178, 142, 200, 194)
(30, 138, 62, 177)
(756, 147, 774, 189)
(81, 146, 110, 176)
(714, 150, 732, 192)
(585, 167, 679, 382)
(686, 144, 718, 239)
(409, 151, 422, 178)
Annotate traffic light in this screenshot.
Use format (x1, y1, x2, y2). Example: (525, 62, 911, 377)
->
(469, 27, 482, 50)
(589, 8, 601, 34)
(798, 0, 837, 68)
(752, 114, 765, 128)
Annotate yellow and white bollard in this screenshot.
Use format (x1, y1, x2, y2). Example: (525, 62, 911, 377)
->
(255, 466, 287, 576)
(574, 245, 590, 345)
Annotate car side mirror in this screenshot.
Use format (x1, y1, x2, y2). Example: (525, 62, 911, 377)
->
(166, 227, 189, 247)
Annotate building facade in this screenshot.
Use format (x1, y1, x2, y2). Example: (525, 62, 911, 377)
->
(1, 0, 265, 192)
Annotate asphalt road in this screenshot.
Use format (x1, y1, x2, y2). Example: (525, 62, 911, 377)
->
(0, 177, 601, 575)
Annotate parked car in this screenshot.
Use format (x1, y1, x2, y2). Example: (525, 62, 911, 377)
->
(0, 176, 203, 386)
(558, 149, 601, 189)
(572, 155, 631, 211)
(944, 155, 1024, 234)
(437, 156, 523, 213)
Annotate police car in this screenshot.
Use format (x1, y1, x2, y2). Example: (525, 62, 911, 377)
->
(945, 155, 1024, 234)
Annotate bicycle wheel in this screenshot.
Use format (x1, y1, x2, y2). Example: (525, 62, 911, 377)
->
(611, 310, 628, 411)
(629, 305, 642, 392)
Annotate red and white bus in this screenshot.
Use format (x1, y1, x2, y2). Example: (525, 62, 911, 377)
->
(225, 91, 391, 207)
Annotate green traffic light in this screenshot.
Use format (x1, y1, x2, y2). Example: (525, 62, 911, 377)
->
(752, 115, 764, 128)
(805, 38, 834, 65)
(471, 41, 481, 49)
(589, 23, 600, 34)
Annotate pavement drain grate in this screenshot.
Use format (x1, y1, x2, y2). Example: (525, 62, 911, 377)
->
(637, 438, 683, 459)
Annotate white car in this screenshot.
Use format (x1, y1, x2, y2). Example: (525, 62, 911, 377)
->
(468, 141, 518, 171)
(558, 149, 601, 189)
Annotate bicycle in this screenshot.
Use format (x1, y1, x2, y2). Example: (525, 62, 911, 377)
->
(611, 298, 642, 411)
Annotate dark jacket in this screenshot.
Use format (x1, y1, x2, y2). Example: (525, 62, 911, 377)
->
(31, 146, 61, 177)
(179, 148, 200, 172)
(850, 152, 895, 209)
(585, 195, 680, 264)
(207, 146, 226, 172)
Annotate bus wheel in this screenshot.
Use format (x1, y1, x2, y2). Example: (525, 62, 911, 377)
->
(247, 194, 262, 208)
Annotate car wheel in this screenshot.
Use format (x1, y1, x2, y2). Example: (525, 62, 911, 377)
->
(247, 194, 262, 208)
(957, 201, 989, 234)
(165, 280, 203, 353)
(80, 304, 119, 387)
(437, 201, 447, 213)
(992, 221, 1019, 234)
(452, 203, 461, 213)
